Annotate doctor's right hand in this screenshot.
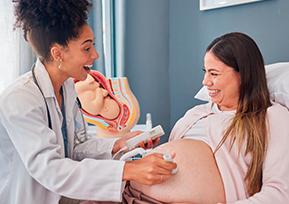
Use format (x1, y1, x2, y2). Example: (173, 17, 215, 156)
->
(122, 152, 177, 186)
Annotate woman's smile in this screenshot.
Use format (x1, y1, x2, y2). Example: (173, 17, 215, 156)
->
(203, 51, 241, 111)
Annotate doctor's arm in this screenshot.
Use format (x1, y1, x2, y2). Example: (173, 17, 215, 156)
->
(72, 103, 177, 186)
(72, 103, 119, 160)
(1, 89, 128, 201)
(122, 152, 177, 185)
(110, 131, 176, 185)
(72, 103, 159, 160)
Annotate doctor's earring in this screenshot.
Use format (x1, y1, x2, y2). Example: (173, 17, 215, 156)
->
(58, 59, 63, 70)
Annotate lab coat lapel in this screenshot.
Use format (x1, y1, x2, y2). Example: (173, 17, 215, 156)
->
(34, 59, 63, 120)
(34, 59, 55, 99)
(62, 78, 78, 128)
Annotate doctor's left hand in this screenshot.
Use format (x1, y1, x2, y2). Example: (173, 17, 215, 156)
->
(112, 131, 160, 154)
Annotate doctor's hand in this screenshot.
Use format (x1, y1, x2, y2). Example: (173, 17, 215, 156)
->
(122, 153, 177, 185)
(112, 131, 160, 154)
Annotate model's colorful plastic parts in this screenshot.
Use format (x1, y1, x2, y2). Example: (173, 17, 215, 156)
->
(74, 71, 140, 138)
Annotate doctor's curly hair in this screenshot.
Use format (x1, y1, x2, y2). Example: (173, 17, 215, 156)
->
(13, 0, 93, 62)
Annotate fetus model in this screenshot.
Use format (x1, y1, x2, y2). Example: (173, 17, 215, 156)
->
(74, 71, 140, 138)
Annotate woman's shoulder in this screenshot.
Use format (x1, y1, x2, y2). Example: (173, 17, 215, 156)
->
(267, 102, 289, 116)
(184, 102, 213, 116)
(267, 102, 289, 127)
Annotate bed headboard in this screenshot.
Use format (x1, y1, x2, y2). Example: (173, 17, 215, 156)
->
(195, 62, 289, 110)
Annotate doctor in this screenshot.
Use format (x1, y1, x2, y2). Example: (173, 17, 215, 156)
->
(0, 0, 177, 204)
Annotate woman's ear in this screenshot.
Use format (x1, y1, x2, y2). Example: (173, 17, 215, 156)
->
(50, 44, 63, 61)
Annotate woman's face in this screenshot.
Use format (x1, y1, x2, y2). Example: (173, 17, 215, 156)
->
(61, 24, 99, 81)
(203, 51, 241, 111)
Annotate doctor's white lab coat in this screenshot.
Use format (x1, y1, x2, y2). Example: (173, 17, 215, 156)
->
(0, 59, 125, 204)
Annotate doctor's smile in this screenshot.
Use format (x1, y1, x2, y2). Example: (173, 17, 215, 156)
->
(0, 0, 176, 203)
(1, 0, 289, 203)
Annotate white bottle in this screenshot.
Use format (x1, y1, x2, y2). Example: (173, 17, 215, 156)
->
(146, 113, 152, 131)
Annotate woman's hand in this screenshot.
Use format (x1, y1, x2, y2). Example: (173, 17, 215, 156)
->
(122, 152, 177, 185)
(112, 131, 160, 154)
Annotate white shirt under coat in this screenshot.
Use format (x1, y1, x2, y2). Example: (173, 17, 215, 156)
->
(0, 59, 125, 204)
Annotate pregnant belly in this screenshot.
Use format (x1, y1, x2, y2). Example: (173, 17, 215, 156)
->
(130, 139, 226, 204)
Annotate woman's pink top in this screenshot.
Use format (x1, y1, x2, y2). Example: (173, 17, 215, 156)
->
(170, 101, 289, 204)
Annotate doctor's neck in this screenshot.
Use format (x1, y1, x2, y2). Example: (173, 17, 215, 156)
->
(44, 60, 69, 94)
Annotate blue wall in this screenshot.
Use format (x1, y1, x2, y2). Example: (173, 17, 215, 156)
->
(124, 0, 289, 144)
(124, 0, 171, 144)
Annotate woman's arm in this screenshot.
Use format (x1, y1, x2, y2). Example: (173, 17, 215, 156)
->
(225, 104, 289, 204)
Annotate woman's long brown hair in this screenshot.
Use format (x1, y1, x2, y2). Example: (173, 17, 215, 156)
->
(206, 32, 272, 196)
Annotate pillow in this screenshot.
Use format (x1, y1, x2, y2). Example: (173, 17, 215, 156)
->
(194, 86, 210, 102)
(194, 62, 289, 110)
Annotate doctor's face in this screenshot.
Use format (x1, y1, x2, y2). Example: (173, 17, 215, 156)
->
(202, 51, 241, 111)
(61, 24, 99, 81)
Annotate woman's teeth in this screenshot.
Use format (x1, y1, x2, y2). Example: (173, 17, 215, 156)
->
(208, 89, 220, 94)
